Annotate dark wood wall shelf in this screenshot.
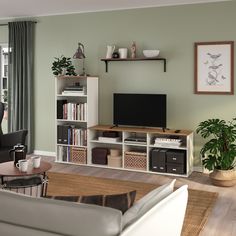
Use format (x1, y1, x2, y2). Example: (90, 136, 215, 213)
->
(101, 57, 167, 72)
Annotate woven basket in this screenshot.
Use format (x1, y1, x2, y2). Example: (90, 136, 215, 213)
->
(71, 147, 87, 164)
(124, 151, 147, 171)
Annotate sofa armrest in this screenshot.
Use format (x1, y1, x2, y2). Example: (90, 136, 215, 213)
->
(121, 185, 188, 236)
(1, 130, 28, 147)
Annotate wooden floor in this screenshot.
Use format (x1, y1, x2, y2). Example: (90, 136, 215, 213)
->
(42, 156, 236, 236)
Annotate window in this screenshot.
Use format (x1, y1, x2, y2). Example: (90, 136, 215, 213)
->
(0, 45, 8, 108)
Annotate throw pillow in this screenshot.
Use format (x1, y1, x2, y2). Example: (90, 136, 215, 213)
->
(122, 179, 176, 228)
(45, 190, 136, 214)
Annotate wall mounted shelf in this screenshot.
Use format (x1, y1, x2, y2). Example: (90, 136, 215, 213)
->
(101, 57, 167, 72)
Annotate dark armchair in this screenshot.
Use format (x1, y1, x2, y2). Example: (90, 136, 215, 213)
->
(0, 102, 28, 163)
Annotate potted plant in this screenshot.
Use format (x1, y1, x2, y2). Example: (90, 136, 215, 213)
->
(196, 118, 236, 186)
(51, 56, 77, 76)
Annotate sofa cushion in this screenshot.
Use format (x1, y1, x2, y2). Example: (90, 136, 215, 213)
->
(122, 179, 176, 228)
(0, 189, 122, 236)
(46, 190, 136, 214)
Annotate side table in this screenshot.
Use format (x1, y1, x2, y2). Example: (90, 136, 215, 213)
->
(0, 161, 52, 197)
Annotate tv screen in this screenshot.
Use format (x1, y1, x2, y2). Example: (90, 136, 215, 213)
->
(113, 93, 167, 128)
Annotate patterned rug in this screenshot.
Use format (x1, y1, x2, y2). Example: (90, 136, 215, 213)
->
(47, 172, 218, 236)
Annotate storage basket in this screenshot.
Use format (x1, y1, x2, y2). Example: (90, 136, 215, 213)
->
(124, 151, 147, 171)
(71, 147, 87, 164)
(108, 155, 122, 168)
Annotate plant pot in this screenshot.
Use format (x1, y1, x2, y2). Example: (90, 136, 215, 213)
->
(209, 169, 236, 187)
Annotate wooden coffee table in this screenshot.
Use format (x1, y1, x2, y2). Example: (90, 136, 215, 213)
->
(0, 160, 52, 197)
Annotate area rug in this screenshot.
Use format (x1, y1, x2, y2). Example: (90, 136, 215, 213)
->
(47, 172, 218, 236)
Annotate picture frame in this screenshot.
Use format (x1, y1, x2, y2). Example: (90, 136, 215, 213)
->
(194, 41, 234, 95)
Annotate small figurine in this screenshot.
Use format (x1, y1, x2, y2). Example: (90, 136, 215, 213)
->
(131, 41, 136, 58)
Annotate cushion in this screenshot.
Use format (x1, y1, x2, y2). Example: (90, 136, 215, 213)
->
(45, 190, 136, 214)
(122, 179, 176, 228)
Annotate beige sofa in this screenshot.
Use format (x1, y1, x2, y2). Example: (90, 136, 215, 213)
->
(0, 180, 188, 236)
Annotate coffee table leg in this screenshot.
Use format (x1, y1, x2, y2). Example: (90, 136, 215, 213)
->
(41, 172, 49, 197)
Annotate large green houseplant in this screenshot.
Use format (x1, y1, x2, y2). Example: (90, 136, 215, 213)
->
(197, 118, 236, 186)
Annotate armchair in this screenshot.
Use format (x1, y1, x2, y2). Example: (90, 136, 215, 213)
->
(0, 102, 28, 163)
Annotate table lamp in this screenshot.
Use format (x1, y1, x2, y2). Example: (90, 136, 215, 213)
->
(73, 42, 86, 76)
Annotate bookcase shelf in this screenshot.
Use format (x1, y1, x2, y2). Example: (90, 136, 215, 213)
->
(55, 76, 98, 164)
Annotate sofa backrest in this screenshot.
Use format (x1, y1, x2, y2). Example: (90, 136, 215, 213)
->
(0, 189, 122, 236)
(121, 185, 188, 236)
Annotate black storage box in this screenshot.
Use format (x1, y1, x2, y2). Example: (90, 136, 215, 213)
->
(92, 147, 109, 165)
(150, 149, 168, 173)
(103, 131, 119, 138)
(166, 150, 186, 164)
(166, 163, 185, 175)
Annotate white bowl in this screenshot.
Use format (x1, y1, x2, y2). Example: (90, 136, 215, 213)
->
(143, 50, 160, 58)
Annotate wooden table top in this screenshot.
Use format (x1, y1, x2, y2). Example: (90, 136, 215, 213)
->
(0, 161, 52, 177)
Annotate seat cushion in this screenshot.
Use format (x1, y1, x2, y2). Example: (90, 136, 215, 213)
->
(0, 189, 122, 236)
(122, 179, 176, 228)
(46, 190, 136, 214)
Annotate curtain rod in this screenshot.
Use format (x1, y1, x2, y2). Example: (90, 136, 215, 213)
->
(0, 21, 37, 26)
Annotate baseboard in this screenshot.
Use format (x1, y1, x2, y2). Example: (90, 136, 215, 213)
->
(33, 150, 56, 157)
(193, 166, 203, 173)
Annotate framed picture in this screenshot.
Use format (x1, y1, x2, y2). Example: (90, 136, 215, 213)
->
(194, 41, 234, 94)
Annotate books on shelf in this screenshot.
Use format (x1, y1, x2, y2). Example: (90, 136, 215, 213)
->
(61, 85, 86, 96)
(57, 101, 87, 121)
(57, 125, 87, 146)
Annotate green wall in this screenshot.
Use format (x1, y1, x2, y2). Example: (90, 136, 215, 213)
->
(0, 1, 236, 165)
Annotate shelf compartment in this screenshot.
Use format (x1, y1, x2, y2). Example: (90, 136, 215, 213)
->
(101, 57, 167, 72)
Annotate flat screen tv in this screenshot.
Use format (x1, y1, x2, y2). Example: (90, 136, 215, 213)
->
(113, 93, 167, 128)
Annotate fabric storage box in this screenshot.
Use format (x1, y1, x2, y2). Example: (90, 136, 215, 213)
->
(107, 155, 122, 168)
(166, 150, 186, 164)
(150, 148, 168, 173)
(110, 149, 121, 157)
(124, 151, 147, 171)
(92, 147, 109, 165)
(166, 163, 185, 175)
(71, 147, 87, 164)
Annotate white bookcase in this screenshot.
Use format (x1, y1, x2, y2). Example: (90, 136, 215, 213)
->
(88, 125, 194, 177)
(55, 76, 98, 164)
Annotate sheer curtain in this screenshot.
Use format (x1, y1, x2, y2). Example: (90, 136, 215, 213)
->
(8, 21, 34, 153)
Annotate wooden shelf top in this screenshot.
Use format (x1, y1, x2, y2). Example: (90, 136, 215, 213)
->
(89, 125, 193, 136)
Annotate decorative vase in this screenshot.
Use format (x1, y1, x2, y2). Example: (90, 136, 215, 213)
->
(209, 169, 236, 187)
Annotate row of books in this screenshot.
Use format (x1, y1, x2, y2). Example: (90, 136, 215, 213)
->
(57, 125, 87, 146)
(57, 100, 87, 121)
(58, 145, 69, 162)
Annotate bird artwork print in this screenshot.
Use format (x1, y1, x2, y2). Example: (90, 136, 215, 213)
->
(204, 52, 226, 86)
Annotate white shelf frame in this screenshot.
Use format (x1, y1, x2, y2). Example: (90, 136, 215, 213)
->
(55, 76, 98, 163)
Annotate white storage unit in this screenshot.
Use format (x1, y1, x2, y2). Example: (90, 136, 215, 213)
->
(55, 76, 98, 164)
(88, 125, 194, 177)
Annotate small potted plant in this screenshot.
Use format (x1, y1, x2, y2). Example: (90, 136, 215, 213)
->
(196, 118, 236, 186)
(51, 56, 77, 76)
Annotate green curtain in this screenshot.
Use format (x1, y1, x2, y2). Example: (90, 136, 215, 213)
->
(8, 21, 34, 153)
